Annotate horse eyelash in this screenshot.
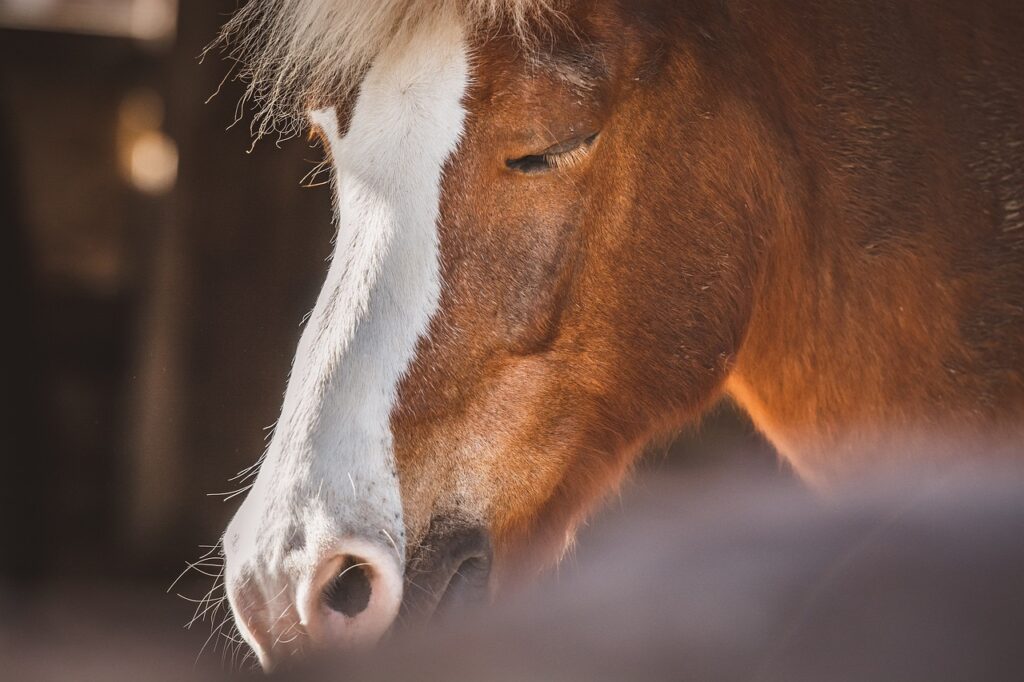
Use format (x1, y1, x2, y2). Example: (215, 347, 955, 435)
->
(507, 133, 599, 174)
(544, 141, 594, 170)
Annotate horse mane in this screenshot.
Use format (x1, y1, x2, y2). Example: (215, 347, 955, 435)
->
(214, 0, 560, 140)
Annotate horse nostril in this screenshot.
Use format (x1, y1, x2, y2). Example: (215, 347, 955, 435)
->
(323, 556, 373, 617)
(400, 521, 492, 623)
(437, 554, 492, 616)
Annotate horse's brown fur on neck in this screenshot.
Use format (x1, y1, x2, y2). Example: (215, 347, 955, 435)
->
(719, 0, 1024, 483)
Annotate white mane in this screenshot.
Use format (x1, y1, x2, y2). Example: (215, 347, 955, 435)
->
(215, 0, 560, 139)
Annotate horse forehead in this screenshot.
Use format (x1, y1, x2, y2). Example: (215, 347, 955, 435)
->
(304, 49, 559, 138)
(307, 23, 476, 152)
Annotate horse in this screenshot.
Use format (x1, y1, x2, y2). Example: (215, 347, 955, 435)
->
(213, 0, 1024, 669)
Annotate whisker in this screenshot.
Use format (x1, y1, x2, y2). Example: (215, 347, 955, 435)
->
(168, 543, 225, 593)
(176, 566, 224, 580)
(187, 593, 227, 629)
(380, 528, 403, 564)
(207, 485, 254, 502)
(185, 567, 226, 628)
(272, 620, 300, 648)
(188, 589, 225, 629)
(230, 451, 267, 483)
(277, 631, 302, 645)
(196, 612, 235, 666)
(270, 602, 295, 629)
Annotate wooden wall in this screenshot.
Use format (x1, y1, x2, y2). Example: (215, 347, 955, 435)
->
(0, 0, 333, 579)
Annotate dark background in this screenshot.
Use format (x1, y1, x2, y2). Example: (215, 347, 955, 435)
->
(0, 0, 773, 669)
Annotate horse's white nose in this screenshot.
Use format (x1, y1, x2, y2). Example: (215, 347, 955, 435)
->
(224, 528, 403, 671)
(300, 542, 404, 647)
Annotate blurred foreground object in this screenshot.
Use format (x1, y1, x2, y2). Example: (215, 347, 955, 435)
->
(302, 465, 1024, 682)
(4, 464, 1023, 681)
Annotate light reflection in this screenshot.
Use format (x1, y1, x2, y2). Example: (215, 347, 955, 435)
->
(0, 0, 178, 42)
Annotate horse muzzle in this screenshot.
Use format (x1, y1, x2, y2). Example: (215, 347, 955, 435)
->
(223, 502, 492, 671)
(223, 528, 404, 671)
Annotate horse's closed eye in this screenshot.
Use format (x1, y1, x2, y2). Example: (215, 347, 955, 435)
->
(507, 132, 599, 174)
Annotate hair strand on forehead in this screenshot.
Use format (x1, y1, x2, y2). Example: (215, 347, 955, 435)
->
(209, 0, 563, 142)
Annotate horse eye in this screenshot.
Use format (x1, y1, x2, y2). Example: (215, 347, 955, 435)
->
(506, 133, 599, 174)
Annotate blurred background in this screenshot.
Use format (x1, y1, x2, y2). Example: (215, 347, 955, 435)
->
(0, 0, 340, 585)
(0, 0, 773, 672)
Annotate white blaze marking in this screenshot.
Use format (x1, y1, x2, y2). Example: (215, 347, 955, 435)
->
(223, 16, 468, 655)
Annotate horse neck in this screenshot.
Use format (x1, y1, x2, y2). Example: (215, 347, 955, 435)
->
(720, 1, 1024, 477)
